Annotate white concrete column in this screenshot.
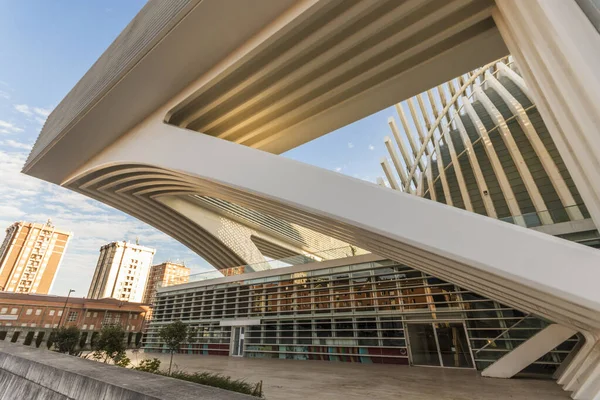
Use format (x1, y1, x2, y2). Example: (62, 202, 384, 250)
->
(425, 153, 437, 202)
(462, 97, 523, 225)
(486, 69, 584, 221)
(395, 104, 426, 173)
(380, 158, 401, 191)
(493, 0, 600, 229)
(433, 140, 453, 206)
(384, 136, 409, 190)
(417, 94, 433, 132)
(407, 98, 431, 155)
(454, 111, 497, 218)
(388, 119, 417, 188)
(482, 324, 577, 378)
(474, 85, 552, 224)
(442, 126, 473, 212)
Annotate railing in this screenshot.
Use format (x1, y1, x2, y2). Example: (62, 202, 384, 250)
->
(499, 204, 587, 228)
(157, 245, 360, 288)
(475, 313, 530, 355)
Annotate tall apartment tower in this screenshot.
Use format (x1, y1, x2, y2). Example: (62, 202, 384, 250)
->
(0, 221, 72, 294)
(142, 262, 190, 305)
(87, 241, 155, 303)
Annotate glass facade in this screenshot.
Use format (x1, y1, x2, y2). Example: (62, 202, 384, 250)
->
(145, 259, 577, 374)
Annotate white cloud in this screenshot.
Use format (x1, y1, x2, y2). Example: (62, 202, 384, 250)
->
(0, 139, 32, 150)
(335, 167, 342, 172)
(33, 107, 51, 117)
(0, 120, 23, 133)
(0, 91, 9, 100)
(368, 144, 375, 151)
(14, 104, 52, 121)
(14, 104, 33, 116)
(0, 205, 25, 218)
(0, 146, 210, 295)
(347, 142, 354, 149)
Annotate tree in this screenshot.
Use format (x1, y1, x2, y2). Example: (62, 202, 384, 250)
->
(52, 326, 81, 355)
(92, 325, 128, 365)
(159, 320, 192, 375)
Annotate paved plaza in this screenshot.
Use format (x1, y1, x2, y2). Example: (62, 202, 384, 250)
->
(130, 352, 569, 400)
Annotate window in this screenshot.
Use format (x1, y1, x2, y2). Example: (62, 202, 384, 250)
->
(35, 309, 42, 316)
(49, 310, 55, 316)
(67, 311, 78, 322)
(57, 310, 63, 316)
(103, 312, 113, 325)
(53, 324, 58, 328)
(0, 308, 6, 314)
(93, 312, 98, 318)
(86, 312, 91, 318)
(44, 324, 50, 328)
(21, 323, 26, 327)
(82, 324, 87, 330)
(89, 324, 94, 330)
(10, 308, 17, 315)
(25, 309, 32, 315)
(30, 323, 36, 327)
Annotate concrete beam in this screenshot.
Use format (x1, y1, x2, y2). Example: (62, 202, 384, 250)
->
(482, 324, 577, 378)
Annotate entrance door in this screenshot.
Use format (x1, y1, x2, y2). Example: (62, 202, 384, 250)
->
(407, 322, 473, 368)
(406, 323, 440, 366)
(231, 326, 245, 357)
(435, 322, 474, 368)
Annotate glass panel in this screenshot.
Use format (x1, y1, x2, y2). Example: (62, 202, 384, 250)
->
(435, 322, 473, 368)
(407, 323, 440, 366)
(232, 327, 240, 356)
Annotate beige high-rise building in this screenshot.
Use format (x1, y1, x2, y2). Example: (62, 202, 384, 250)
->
(87, 241, 155, 303)
(0, 221, 72, 294)
(142, 262, 190, 305)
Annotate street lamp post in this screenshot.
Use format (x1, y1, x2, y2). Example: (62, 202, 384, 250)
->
(58, 289, 75, 328)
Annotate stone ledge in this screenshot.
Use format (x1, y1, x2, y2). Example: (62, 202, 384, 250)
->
(0, 341, 255, 400)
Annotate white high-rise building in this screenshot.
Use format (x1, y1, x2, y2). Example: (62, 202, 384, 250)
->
(87, 241, 155, 303)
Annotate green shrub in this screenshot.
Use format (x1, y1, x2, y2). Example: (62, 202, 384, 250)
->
(132, 358, 161, 373)
(79, 332, 88, 349)
(52, 326, 81, 355)
(162, 371, 263, 398)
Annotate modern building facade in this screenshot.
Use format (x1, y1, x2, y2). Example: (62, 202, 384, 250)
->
(145, 58, 598, 376)
(0, 292, 148, 349)
(87, 241, 155, 303)
(378, 58, 600, 247)
(21, 1, 600, 398)
(0, 221, 72, 294)
(145, 254, 576, 374)
(143, 262, 190, 305)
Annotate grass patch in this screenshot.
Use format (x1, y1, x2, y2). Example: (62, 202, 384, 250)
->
(162, 370, 264, 398)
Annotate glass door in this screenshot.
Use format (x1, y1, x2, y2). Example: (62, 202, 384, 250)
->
(231, 326, 245, 357)
(407, 322, 473, 368)
(435, 322, 474, 368)
(406, 323, 441, 366)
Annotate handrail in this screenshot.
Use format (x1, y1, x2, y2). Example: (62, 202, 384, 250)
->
(475, 313, 530, 354)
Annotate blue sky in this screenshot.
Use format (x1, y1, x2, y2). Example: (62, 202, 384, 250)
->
(0, 1, 395, 296)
